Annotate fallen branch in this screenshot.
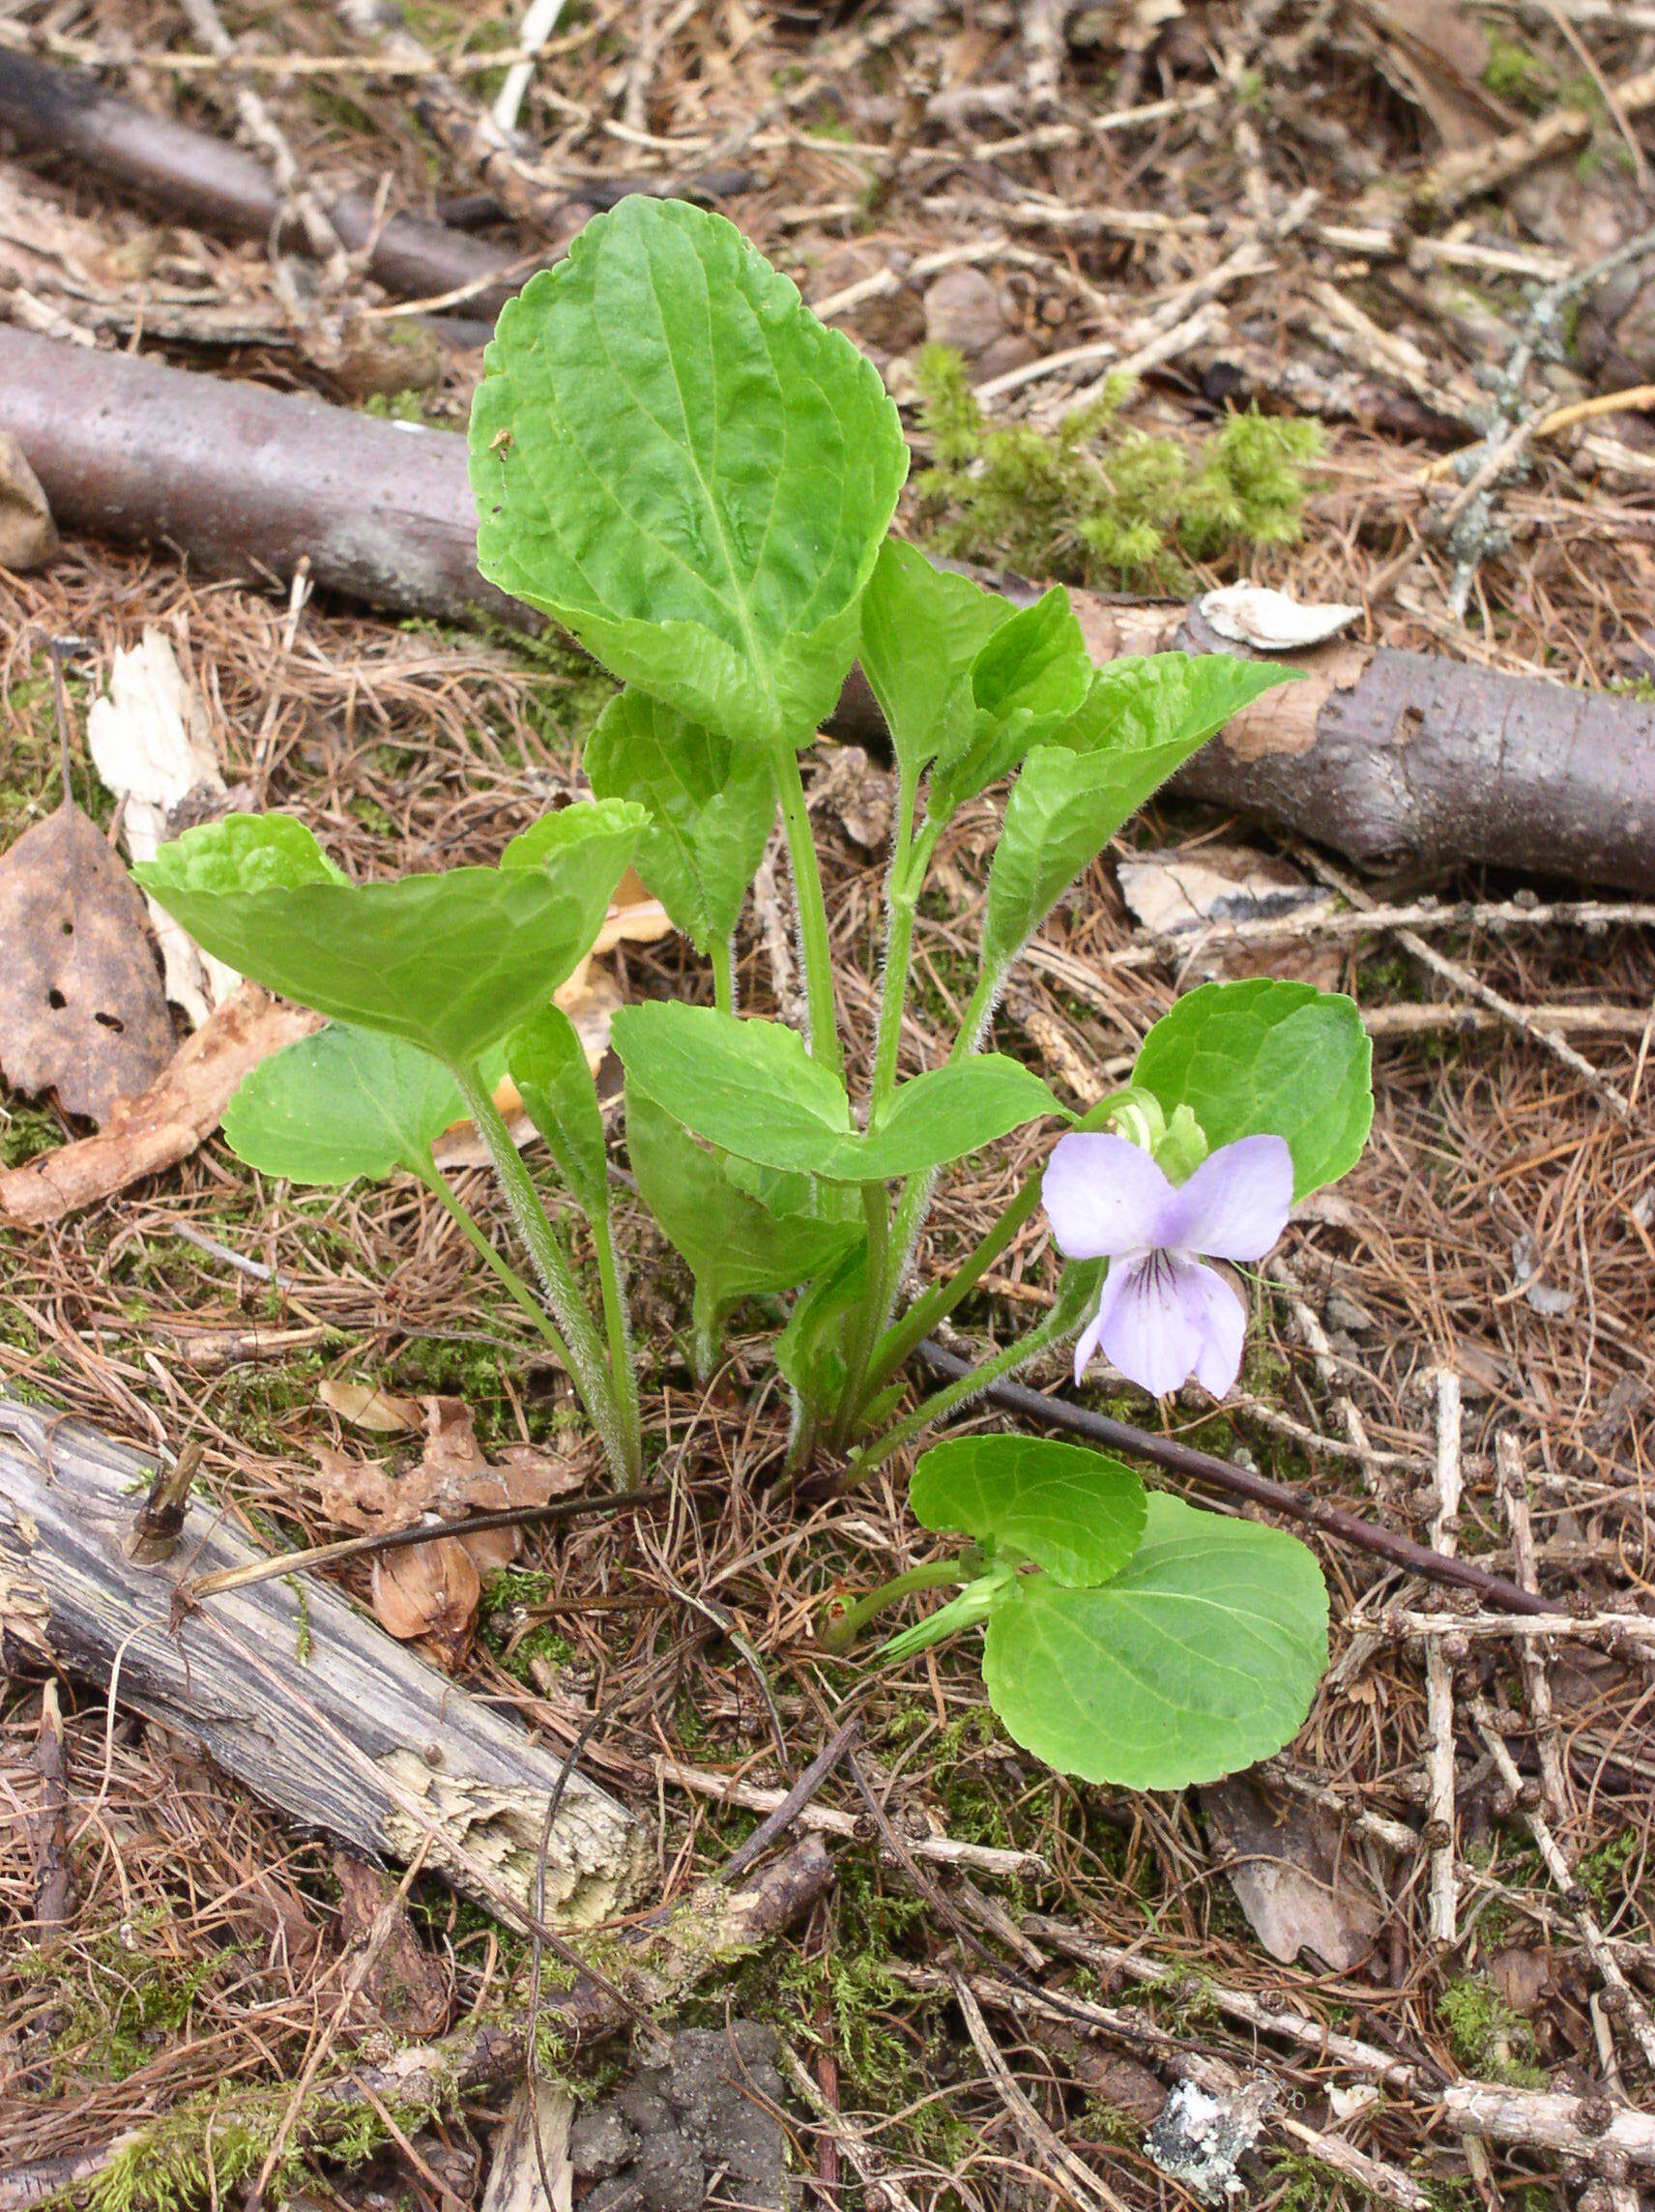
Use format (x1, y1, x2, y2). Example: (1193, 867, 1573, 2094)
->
(915, 1344, 1554, 1617)
(0, 1397, 645, 1927)
(0, 1831, 832, 2212)
(0, 47, 532, 315)
(7, 328, 1655, 893)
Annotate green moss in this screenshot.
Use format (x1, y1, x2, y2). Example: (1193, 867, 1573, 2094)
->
(1483, 35, 1553, 110)
(1438, 1973, 1545, 2085)
(478, 1568, 577, 1681)
(16, 1917, 242, 2088)
(913, 347, 1322, 588)
(363, 388, 431, 425)
(1, 1100, 61, 1168)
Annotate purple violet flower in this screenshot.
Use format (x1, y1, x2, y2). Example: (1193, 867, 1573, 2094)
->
(1043, 1130, 1293, 1399)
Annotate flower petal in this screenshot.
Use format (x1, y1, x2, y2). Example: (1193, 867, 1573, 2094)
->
(1042, 1133, 1174, 1260)
(1183, 1260, 1247, 1398)
(1092, 1250, 1208, 1398)
(1072, 1293, 1110, 1386)
(1160, 1134, 1293, 1263)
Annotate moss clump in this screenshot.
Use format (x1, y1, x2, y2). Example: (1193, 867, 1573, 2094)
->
(16, 1917, 240, 2089)
(913, 347, 1322, 588)
(1483, 34, 1553, 110)
(1438, 1974, 1545, 2085)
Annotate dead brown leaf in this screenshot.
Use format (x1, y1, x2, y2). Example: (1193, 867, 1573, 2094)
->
(1201, 1772, 1384, 1972)
(0, 428, 57, 570)
(0, 799, 174, 1124)
(318, 1378, 423, 1433)
(310, 1391, 584, 1578)
(331, 1849, 451, 2036)
(371, 1536, 480, 1662)
(0, 982, 319, 1223)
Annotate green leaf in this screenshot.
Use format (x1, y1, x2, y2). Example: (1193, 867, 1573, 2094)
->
(507, 1004, 609, 1214)
(625, 1088, 859, 1318)
(775, 1238, 866, 1408)
(470, 196, 909, 743)
(222, 1023, 469, 1184)
(612, 1002, 1067, 1180)
(1050, 652, 1297, 760)
(138, 802, 644, 1067)
(980, 654, 1300, 976)
(981, 1493, 1329, 1789)
(584, 690, 773, 956)
(929, 585, 1092, 815)
(857, 539, 1012, 784)
(1132, 977, 1373, 1198)
(912, 1435, 1145, 1586)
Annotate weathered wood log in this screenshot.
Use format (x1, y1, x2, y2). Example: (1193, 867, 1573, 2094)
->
(0, 45, 533, 315)
(5, 325, 1655, 892)
(0, 1397, 646, 1927)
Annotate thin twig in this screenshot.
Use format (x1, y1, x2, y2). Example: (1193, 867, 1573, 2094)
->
(1426, 1371, 1463, 1949)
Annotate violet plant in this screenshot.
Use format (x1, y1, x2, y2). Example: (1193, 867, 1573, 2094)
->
(137, 196, 1376, 1788)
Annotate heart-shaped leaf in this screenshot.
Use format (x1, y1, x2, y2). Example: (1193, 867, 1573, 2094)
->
(138, 802, 644, 1067)
(857, 539, 1012, 785)
(223, 1022, 472, 1184)
(470, 196, 909, 744)
(584, 690, 774, 957)
(613, 1002, 1067, 1181)
(981, 1493, 1328, 1789)
(507, 1003, 609, 1214)
(1132, 977, 1373, 1198)
(625, 1088, 859, 1318)
(912, 1435, 1145, 1586)
(980, 655, 1299, 977)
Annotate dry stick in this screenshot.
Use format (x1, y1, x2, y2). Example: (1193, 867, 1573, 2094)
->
(713, 1718, 860, 1890)
(778, 2043, 924, 2212)
(249, 1838, 431, 2209)
(913, 1346, 1553, 1616)
(1272, 2118, 1432, 2212)
(176, 0, 351, 291)
(1495, 1434, 1571, 1825)
(1426, 1371, 1463, 1950)
(1019, 1915, 1433, 2094)
(1107, 895, 1655, 969)
(1588, 1998, 1642, 2212)
(950, 1971, 1131, 2212)
(1301, 851, 1632, 1118)
(1471, 1700, 1655, 2076)
(0, 1836, 833, 2212)
(28, 1680, 73, 1931)
(1265, 1254, 1386, 1496)
(653, 1754, 1049, 1881)
(181, 1485, 669, 1603)
(1442, 2080, 1655, 2168)
(1388, 1609, 1655, 1650)
(1256, 1757, 1421, 1857)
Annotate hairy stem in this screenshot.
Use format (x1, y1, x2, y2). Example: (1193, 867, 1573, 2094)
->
(419, 1163, 574, 1369)
(592, 1210, 642, 1479)
(867, 768, 921, 1126)
(850, 1306, 1071, 1483)
(450, 1061, 635, 1482)
(819, 1558, 964, 1652)
(828, 1182, 892, 1451)
(712, 933, 737, 1017)
(859, 1166, 1045, 1411)
(771, 735, 842, 1077)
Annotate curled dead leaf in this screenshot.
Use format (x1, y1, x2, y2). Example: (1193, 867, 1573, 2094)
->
(371, 1536, 480, 1663)
(318, 1378, 423, 1434)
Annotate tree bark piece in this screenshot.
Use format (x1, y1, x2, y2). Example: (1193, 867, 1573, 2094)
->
(0, 47, 531, 315)
(0, 1398, 645, 1926)
(8, 324, 1655, 893)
